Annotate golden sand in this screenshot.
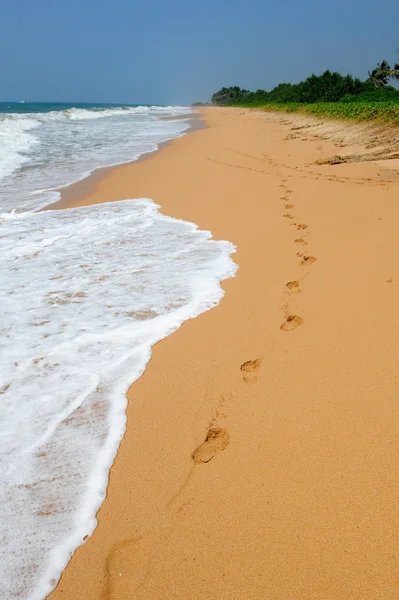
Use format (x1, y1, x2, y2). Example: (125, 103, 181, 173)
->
(48, 107, 399, 599)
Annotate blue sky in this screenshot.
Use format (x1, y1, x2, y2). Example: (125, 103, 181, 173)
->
(1, 0, 398, 104)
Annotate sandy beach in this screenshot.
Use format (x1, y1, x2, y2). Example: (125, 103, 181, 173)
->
(48, 107, 399, 599)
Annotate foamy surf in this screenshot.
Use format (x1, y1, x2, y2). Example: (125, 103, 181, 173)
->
(0, 198, 237, 600)
(0, 105, 192, 212)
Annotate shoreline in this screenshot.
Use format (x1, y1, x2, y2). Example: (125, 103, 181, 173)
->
(48, 107, 399, 600)
(44, 111, 205, 211)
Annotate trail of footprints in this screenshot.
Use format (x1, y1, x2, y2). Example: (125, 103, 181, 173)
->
(191, 141, 389, 467)
(279, 179, 317, 331)
(191, 179, 316, 464)
(191, 359, 263, 464)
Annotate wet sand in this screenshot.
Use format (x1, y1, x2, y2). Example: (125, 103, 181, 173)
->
(48, 107, 399, 600)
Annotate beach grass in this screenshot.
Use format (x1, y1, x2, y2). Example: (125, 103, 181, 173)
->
(231, 100, 399, 123)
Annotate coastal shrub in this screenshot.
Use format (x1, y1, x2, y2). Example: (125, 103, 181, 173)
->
(339, 88, 399, 103)
(211, 63, 399, 123)
(258, 101, 399, 123)
(212, 71, 369, 106)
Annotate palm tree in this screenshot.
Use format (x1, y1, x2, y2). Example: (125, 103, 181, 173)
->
(391, 63, 399, 82)
(368, 60, 391, 87)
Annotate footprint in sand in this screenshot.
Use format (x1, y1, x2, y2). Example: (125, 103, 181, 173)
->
(192, 428, 230, 464)
(286, 280, 300, 290)
(294, 237, 307, 245)
(240, 358, 262, 384)
(301, 256, 317, 265)
(280, 315, 304, 331)
(285, 204, 294, 209)
(296, 224, 308, 230)
(283, 213, 294, 219)
(105, 536, 151, 596)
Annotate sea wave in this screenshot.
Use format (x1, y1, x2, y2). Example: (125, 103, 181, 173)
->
(0, 104, 192, 125)
(0, 117, 41, 181)
(0, 105, 192, 211)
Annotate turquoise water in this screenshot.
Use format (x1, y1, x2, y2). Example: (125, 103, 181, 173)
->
(0, 101, 139, 114)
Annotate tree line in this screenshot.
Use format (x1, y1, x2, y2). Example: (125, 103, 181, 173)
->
(211, 60, 399, 106)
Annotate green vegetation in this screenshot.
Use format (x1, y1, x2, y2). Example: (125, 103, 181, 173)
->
(211, 59, 399, 123)
(367, 60, 399, 88)
(258, 99, 399, 123)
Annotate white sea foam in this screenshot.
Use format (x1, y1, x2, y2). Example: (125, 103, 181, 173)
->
(0, 117, 40, 181)
(0, 105, 192, 212)
(0, 198, 237, 600)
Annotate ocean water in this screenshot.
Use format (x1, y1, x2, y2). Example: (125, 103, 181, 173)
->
(0, 103, 237, 599)
(0, 102, 192, 212)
